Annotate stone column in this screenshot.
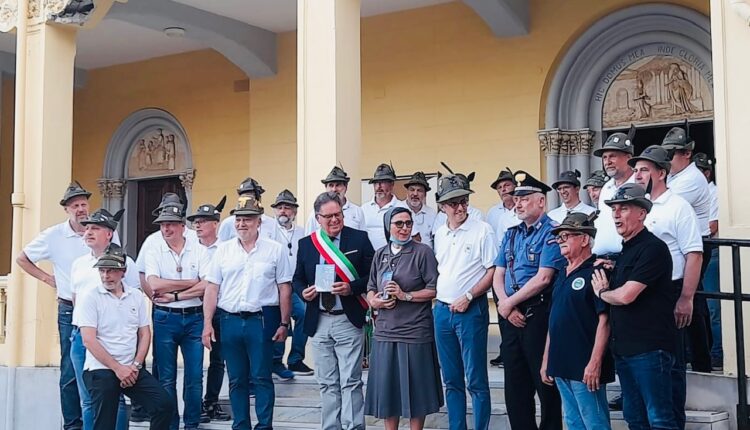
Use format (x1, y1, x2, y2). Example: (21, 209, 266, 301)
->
(537, 128, 595, 208)
(710, 0, 750, 375)
(296, 0, 362, 216)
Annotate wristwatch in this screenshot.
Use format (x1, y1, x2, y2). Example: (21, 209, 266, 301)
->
(280, 322, 291, 329)
(465, 291, 474, 302)
(172, 291, 179, 301)
(133, 361, 143, 370)
(404, 293, 414, 302)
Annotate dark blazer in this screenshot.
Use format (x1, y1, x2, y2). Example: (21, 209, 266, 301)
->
(293, 226, 375, 336)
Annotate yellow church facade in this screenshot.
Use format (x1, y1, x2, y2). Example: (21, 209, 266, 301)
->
(0, 0, 749, 427)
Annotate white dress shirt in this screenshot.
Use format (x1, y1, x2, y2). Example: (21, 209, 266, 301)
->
(408, 204, 437, 249)
(305, 199, 366, 235)
(144, 237, 210, 308)
(547, 201, 597, 224)
(74, 285, 150, 371)
(23, 221, 121, 301)
(205, 238, 293, 313)
(433, 218, 496, 304)
(198, 237, 222, 261)
(218, 214, 277, 242)
(136, 228, 198, 273)
(645, 189, 703, 280)
(432, 205, 484, 237)
(270, 222, 305, 267)
(592, 174, 636, 256)
(362, 195, 407, 250)
(71, 252, 140, 299)
(667, 162, 712, 236)
(708, 181, 719, 222)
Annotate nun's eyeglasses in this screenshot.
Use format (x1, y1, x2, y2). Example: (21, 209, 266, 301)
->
(391, 220, 414, 229)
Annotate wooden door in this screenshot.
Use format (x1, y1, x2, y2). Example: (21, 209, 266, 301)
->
(136, 177, 186, 254)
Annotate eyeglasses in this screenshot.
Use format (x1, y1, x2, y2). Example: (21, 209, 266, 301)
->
(554, 232, 585, 243)
(444, 199, 469, 209)
(317, 211, 343, 220)
(391, 220, 414, 229)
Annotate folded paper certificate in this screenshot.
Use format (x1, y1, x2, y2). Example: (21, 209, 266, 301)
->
(315, 264, 335, 292)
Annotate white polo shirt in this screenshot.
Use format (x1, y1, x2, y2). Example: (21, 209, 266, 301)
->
(144, 237, 210, 308)
(592, 174, 636, 256)
(362, 195, 407, 250)
(305, 199, 366, 235)
(708, 182, 719, 222)
(136, 228, 198, 273)
(74, 284, 150, 371)
(408, 204, 437, 249)
(433, 218, 496, 304)
(205, 237, 293, 313)
(645, 189, 703, 280)
(23, 220, 121, 301)
(547, 201, 597, 224)
(71, 252, 140, 299)
(432, 205, 484, 237)
(269, 222, 305, 267)
(218, 214, 277, 242)
(198, 238, 222, 261)
(667, 162, 711, 236)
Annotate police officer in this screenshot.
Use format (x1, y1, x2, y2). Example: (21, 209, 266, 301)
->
(592, 125, 637, 259)
(305, 166, 366, 234)
(403, 171, 437, 248)
(630, 145, 706, 428)
(186, 197, 232, 422)
(583, 170, 609, 207)
(493, 171, 565, 430)
(548, 170, 596, 223)
(362, 163, 406, 249)
(591, 183, 679, 430)
(218, 177, 277, 242)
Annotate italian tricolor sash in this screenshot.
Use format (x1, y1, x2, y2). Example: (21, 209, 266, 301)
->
(311, 229, 369, 310)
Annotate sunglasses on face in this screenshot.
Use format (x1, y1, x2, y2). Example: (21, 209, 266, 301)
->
(391, 220, 414, 229)
(554, 232, 585, 243)
(445, 199, 469, 209)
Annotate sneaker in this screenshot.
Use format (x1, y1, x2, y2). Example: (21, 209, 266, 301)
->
(199, 405, 211, 423)
(203, 402, 231, 421)
(608, 394, 623, 411)
(272, 362, 295, 381)
(288, 361, 315, 376)
(490, 354, 503, 367)
(712, 357, 724, 372)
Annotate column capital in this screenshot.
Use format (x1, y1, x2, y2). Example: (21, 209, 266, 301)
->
(179, 168, 196, 191)
(538, 128, 595, 156)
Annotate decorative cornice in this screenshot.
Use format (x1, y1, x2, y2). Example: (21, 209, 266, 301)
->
(179, 169, 196, 191)
(0, 0, 96, 32)
(538, 128, 596, 156)
(97, 178, 127, 199)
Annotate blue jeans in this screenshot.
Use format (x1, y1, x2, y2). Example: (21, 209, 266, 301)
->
(704, 247, 723, 361)
(273, 293, 307, 365)
(433, 299, 490, 430)
(555, 378, 611, 430)
(59, 302, 83, 430)
(615, 350, 679, 430)
(70, 328, 128, 430)
(220, 307, 278, 430)
(153, 309, 204, 430)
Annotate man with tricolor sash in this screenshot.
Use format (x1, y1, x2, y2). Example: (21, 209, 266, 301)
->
(293, 191, 375, 430)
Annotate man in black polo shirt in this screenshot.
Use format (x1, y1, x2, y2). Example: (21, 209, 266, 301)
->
(592, 183, 678, 430)
(541, 212, 614, 429)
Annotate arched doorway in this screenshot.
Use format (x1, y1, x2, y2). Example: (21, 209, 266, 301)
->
(99, 108, 195, 255)
(539, 3, 712, 205)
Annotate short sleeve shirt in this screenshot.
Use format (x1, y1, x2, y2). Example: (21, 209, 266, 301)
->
(486, 203, 519, 246)
(547, 201, 597, 224)
(495, 213, 565, 296)
(362, 196, 407, 250)
(547, 256, 615, 383)
(269, 223, 305, 268)
(74, 285, 150, 371)
(144, 237, 210, 308)
(609, 228, 677, 356)
(708, 182, 719, 222)
(136, 228, 198, 272)
(408, 205, 437, 249)
(592, 174, 635, 255)
(667, 162, 712, 236)
(367, 241, 438, 342)
(218, 214, 277, 242)
(432, 205, 484, 236)
(71, 253, 140, 298)
(205, 237, 293, 313)
(645, 190, 703, 280)
(433, 218, 496, 304)
(305, 199, 366, 235)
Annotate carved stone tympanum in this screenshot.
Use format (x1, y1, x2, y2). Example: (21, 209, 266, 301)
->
(538, 129, 596, 156)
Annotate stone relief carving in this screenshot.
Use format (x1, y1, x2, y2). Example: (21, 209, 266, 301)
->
(603, 55, 713, 128)
(538, 129, 595, 156)
(132, 128, 178, 173)
(0, 0, 95, 32)
(97, 178, 127, 199)
(179, 169, 196, 191)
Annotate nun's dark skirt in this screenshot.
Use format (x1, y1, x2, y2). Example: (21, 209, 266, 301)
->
(364, 338, 444, 418)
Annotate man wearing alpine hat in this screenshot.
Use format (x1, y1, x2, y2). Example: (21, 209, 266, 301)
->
(433, 172, 496, 430)
(583, 170, 609, 207)
(218, 177, 277, 242)
(362, 163, 406, 250)
(305, 165, 366, 234)
(403, 171, 437, 248)
(548, 170, 596, 224)
(493, 171, 565, 430)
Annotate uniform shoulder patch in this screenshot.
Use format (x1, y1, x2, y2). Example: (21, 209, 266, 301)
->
(571, 277, 586, 291)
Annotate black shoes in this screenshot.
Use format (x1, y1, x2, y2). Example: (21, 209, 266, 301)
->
(202, 402, 231, 422)
(490, 354, 503, 367)
(288, 361, 315, 376)
(608, 394, 623, 411)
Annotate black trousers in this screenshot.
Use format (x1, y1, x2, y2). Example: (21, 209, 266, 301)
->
(501, 304, 562, 430)
(84, 368, 173, 430)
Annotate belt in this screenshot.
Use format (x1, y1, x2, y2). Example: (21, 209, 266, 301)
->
(153, 304, 203, 315)
(58, 298, 73, 307)
(320, 309, 345, 316)
(226, 310, 263, 318)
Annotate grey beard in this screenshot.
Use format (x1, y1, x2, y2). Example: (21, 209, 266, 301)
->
(277, 215, 293, 226)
